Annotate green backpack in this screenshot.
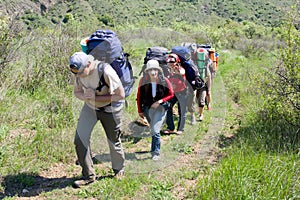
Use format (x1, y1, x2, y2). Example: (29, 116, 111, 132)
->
(196, 48, 207, 80)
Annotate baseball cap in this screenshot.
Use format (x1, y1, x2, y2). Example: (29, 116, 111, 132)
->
(69, 52, 94, 74)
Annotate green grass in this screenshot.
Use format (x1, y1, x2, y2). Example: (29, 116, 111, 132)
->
(192, 151, 299, 199)
(0, 11, 299, 199)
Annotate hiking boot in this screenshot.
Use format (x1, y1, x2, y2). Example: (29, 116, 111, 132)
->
(152, 155, 160, 161)
(190, 114, 196, 125)
(199, 114, 203, 121)
(73, 177, 96, 188)
(176, 131, 183, 135)
(113, 169, 125, 179)
(163, 129, 175, 135)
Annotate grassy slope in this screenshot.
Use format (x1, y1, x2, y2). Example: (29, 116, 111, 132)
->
(3, 0, 296, 29)
(0, 0, 299, 199)
(1, 49, 298, 200)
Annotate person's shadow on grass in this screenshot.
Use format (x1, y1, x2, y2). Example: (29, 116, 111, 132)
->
(0, 172, 113, 198)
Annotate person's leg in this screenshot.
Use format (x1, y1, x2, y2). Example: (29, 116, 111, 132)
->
(187, 86, 196, 124)
(74, 104, 98, 180)
(98, 109, 125, 173)
(177, 92, 188, 132)
(165, 97, 177, 131)
(197, 88, 207, 121)
(149, 106, 167, 157)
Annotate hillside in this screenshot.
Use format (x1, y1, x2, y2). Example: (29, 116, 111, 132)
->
(0, 0, 296, 30)
(0, 0, 299, 199)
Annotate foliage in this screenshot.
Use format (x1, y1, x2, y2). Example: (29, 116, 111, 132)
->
(258, 5, 300, 128)
(0, 1, 299, 199)
(0, 16, 26, 74)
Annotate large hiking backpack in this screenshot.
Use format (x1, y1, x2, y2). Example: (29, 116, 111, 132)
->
(171, 46, 204, 90)
(197, 44, 219, 72)
(81, 30, 135, 97)
(181, 42, 198, 62)
(208, 48, 218, 72)
(140, 46, 170, 77)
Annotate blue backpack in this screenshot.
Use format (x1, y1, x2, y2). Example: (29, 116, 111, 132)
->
(171, 46, 204, 90)
(83, 30, 135, 97)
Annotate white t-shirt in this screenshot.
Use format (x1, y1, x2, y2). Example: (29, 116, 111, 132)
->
(74, 61, 124, 112)
(151, 82, 157, 98)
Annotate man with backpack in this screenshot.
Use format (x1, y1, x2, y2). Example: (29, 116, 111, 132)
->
(69, 52, 126, 188)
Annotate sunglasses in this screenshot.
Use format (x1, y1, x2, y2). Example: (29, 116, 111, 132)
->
(167, 60, 176, 63)
(70, 65, 85, 75)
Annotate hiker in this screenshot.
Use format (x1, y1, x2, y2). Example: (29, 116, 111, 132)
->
(69, 52, 126, 188)
(195, 49, 212, 121)
(163, 53, 189, 135)
(136, 59, 174, 161)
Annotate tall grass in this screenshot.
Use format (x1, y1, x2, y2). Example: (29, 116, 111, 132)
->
(190, 50, 300, 200)
(1, 13, 299, 198)
(193, 151, 299, 199)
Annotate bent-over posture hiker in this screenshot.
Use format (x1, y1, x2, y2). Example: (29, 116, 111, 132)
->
(69, 52, 125, 188)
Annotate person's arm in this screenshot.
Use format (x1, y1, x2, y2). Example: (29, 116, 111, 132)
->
(137, 79, 144, 110)
(93, 66, 125, 102)
(178, 66, 185, 76)
(136, 78, 145, 118)
(73, 78, 86, 101)
(161, 78, 174, 102)
(206, 64, 212, 95)
(93, 86, 125, 102)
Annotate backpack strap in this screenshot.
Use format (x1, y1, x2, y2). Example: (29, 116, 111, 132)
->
(96, 62, 109, 91)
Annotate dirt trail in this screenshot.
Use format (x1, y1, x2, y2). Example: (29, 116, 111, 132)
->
(198, 74, 226, 159)
(1, 74, 227, 199)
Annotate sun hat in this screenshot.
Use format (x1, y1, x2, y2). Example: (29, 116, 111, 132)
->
(69, 52, 94, 71)
(144, 59, 162, 73)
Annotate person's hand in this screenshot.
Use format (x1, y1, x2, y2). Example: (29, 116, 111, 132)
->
(138, 113, 145, 118)
(151, 100, 162, 109)
(151, 101, 160, 109)
(84, 88, 95, 100)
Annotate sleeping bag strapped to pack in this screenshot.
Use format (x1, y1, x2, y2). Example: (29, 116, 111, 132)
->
(171, 46, 204, 90)
(81, 30, 135, 98)
(196, 48, 207, 79)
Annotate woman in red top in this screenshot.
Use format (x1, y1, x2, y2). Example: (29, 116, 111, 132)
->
(136, 60, 174, 160)
(164, 53, 189, 135)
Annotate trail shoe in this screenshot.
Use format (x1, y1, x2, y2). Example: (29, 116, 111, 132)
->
(152, 155, 161, 161)
(190, 114, 196, 125)
(73, 177, 96, 188)
(176, 131, 183, 135)
(199, 114, 203, 121)
(113, 169, 125, 179)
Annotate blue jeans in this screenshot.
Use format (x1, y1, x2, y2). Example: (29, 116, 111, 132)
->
(166, 90, 188, 131)
(143, 105, 167, 156)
